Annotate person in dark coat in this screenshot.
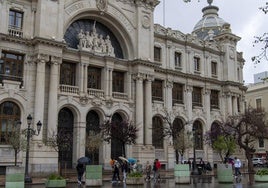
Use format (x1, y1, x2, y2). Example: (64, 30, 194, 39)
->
(112, 161, 121, 182)
(76, 163, 85, 185)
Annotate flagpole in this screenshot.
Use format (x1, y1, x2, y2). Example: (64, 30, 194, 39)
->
(163, 0, 165, 27)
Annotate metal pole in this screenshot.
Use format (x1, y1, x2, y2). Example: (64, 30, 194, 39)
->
(25, 125, 32, 183)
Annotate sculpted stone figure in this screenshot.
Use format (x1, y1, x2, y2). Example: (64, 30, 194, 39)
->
(77, 28, 115, 57)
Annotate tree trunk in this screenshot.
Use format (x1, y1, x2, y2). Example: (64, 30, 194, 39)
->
(122, 143, 126, 158)
(246, 151, 254, 185)
(175, 149, 179, 164)
(14, 149, 18, 166)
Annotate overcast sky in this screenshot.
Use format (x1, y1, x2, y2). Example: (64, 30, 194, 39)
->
(154, 0, 268, 84)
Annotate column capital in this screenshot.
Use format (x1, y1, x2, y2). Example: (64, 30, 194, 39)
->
(50, 56, 62, 65)
(186, 85, 193, 92)
(133, 73, 145, 81)
(36, 53, 49, 63)
(165, 79, 173, 88)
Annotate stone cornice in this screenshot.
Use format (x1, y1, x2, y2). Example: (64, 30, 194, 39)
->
(116, 0, 160, 9)
(131, 58, 160, 68)
(0, 33, 67, 48)
(154, 25, 221, 55)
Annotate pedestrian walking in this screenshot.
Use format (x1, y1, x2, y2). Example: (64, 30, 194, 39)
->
(145, 161, 152, 181)
(153, 159, 161, 182)
(234, 157, 242, 178)
(112, 161, 121, 183)
(121, 161, 128, 182)
(76, 163, 85, 185)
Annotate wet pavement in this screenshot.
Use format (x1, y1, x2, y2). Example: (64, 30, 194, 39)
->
(22, 176, 268, 188)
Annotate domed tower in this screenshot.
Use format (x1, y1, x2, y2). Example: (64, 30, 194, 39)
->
(192, 0, 229, 41)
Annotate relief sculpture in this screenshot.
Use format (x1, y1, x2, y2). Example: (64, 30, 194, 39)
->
(77, 25, 115, 57)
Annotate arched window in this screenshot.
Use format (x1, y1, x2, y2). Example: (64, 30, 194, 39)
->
(173, 118, 184, 141)
(211, 122, 221, 145)
(152, 116, 163, 149)
(111, 113, 123, 159)
(58, 108, 74, 168)
(0, 101, 20, 144)
(86, 110, 100, 164)
(193, 121, 203, 150)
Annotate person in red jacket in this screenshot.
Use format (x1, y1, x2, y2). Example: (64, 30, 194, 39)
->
(153, 159, 161, 182)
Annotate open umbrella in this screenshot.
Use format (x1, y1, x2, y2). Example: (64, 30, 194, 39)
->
(119, 156, 129, 163)
(77, 157, 91, 164)
(128, 157, 137, 164)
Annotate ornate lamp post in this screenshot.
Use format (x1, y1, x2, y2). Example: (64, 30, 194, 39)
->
(18, 114, 42, 183)
(192, 126, 199, 175)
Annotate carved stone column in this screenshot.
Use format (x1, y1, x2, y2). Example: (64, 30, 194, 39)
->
(83, 64, 88, 93)
(144, 75, 153, 145)
(226, 92, 233, 115)
(232, 95, 238, 115)
(47, 56, 61, 137)
(186, 85, 193, 119)
(134, 73, 144, 145)
(165, 79, 173, 110)
(34, 54, 48, 140)
(79, 63, 84, 94)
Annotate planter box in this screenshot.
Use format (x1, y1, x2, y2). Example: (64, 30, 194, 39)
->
(174, 164, 190, 184)
(126, 177, 144, 185)
(5, 166, 25, 188)
(254, 175, 268, 182)
(45, 179, 66, 188)
(217, 164, 233, 183)
(85, 165, 103, 186)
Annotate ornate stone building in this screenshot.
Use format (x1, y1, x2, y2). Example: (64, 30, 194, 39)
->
(0, 0, 246, 174)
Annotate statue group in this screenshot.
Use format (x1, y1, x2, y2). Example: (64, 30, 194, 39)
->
(77, 27, 115, 57)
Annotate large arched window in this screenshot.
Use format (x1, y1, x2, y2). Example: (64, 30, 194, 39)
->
(193, 120, 203, 150)
(0, 101, 20, 144)
(173, 118, 184, 137)
(86, 110, 100, 164)
(152, 116, 163, 149)
(58, 108, 74, 168)
(111, 113, 123, 159)
(211, 122, 221, 146)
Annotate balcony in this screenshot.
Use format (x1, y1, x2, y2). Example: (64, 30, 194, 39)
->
(112, 92, 128, 100)
(59, 85, 79, 95)
(8, 26, 23, 38)
(87, 88, 104, 98)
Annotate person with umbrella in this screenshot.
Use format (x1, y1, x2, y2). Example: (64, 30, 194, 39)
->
(76, 157, 90, 185)
(76, 163, 84, 185)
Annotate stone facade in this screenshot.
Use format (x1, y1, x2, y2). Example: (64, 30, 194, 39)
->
(245, 79, 268, 158)
(0, 0, 246, 175)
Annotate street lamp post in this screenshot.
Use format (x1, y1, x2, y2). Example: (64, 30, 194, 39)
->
(192, 126, 199, 175)
(18, 114, 42, 183)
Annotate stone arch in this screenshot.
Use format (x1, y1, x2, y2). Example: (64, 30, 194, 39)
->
(63, 10, 134, 59)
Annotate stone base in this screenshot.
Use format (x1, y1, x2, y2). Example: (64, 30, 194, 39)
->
(254, 175, 268, 182)
(86, 179, 102, 186)
(45, 179, 66, 187)
(126, 177, 144, 185)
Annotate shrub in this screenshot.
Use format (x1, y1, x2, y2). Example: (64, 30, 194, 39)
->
(128, 171, 143, 178)
(48, 173, 64, 180)
(256, 168, 268, 176)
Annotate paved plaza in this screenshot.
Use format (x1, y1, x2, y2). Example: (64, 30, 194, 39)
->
(6, 175, 268, 188)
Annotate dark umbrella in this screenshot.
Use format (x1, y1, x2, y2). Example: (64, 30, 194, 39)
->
(77, 157, 91, 164)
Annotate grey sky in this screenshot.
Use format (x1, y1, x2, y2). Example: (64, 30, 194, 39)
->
(154, 0, 268, 83)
